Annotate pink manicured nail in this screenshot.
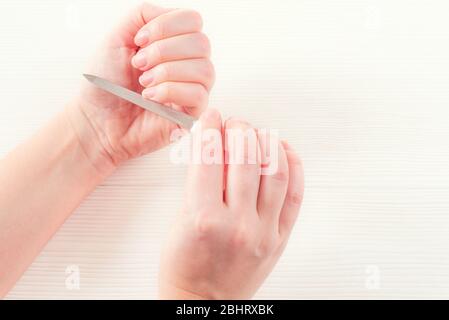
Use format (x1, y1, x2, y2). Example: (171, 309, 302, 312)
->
(132, 51, 147, 69)
(135, 30, 150, 46)
(139, 72, 154, 86)
(143, 87, 156, 99)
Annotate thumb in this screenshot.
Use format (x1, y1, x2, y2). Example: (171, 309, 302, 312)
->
(109, 2, 173, 48)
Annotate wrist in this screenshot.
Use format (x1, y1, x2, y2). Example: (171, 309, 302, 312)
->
(65, 100, 117, 178)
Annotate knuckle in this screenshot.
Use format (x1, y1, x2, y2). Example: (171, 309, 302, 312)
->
(150, 20, 165, 39)
(195, 33, 211, 56)
(150, 41, 163, 62)
(194, 212, 216, 239)
(272, 169, 289, 182)
(256, 234, 279, 257)
(186, 9, 203, 30)
(286, 150, 303, 166)
(230, 227, 250, 248)
(138, 2, 151, 14)
(194, 86, 209, 107)
(158, 82, 171, 101)
(287, 190, 303, 206)
(156, 63, 170, 81)
(201, 59, 216, 86)
(224, 119, 259, 165)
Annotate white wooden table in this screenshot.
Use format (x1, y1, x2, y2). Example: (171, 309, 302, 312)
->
(1, 0, 449, 299)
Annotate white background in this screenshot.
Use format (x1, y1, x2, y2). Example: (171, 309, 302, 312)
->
(1, 0, 449, 299)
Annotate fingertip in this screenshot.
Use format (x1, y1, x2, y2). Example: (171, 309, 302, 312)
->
(134, 29, 150, 47)
(190, 108, 222, 137)
(131, 50, 147, 69)
(139, 71, 154, 87)
(142, 87, 156, 100)
(200, 108, 221, 123)
(281, 140, 292, 151)
(224, 117, 252, 130)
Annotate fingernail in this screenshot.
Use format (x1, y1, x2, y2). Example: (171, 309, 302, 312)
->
(135, 30, 150, 46)
(201, 108, 220, 121)
(281, 140, 292, 151)
(139, 71, 154, 86)
(227, 117, 250, 126)
(132, 51, 147, 69)
(143, 87, 156, 99)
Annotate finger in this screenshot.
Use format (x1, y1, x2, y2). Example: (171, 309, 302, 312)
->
(134, 9, 203, 47)
(131, 33, 211, 71)
(278, 141, 304, 237)
(139, 58, 215, 92)
(224, 118, 261, 212)
(142, 82, 208, 116)
(186, 108, 224, 209)
(112, 3, 172, 47)
(257, 133, 289, 229)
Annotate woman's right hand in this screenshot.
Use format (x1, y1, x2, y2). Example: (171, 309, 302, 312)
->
(159, 108, 304, 299)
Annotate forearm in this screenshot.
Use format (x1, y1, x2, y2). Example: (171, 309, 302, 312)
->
(0, 102, 115, 297)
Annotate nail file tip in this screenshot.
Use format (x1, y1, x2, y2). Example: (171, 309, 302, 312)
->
(83, 74, 95, 82)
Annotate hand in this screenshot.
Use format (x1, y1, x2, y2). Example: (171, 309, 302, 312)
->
(68, 3, 214, 172)
(159, 109, 305, 299)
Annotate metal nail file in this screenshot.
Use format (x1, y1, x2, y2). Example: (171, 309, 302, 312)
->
(83, 74, 197, 130)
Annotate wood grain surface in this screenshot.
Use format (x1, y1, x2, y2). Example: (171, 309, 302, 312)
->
(1, 0, 449, 299)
